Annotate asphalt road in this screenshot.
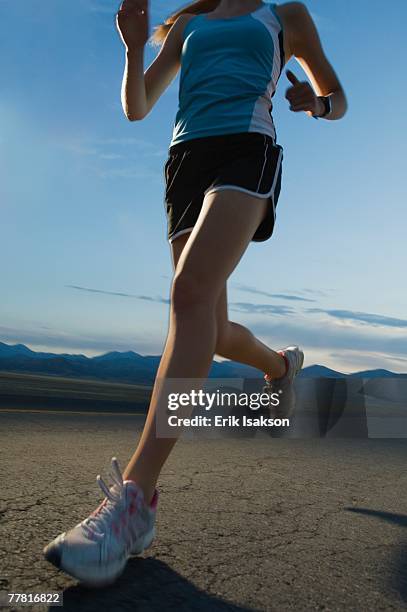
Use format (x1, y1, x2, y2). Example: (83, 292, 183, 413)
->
(1, 410, 407, 611)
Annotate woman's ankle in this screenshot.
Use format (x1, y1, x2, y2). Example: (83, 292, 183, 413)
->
(264, 352, 288, 380)
(123, 473, 157, 506)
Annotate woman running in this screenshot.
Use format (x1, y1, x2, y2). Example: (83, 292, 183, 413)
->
(44, 0, 347, 586)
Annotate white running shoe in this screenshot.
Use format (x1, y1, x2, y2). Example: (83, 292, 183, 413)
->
(43, 457, 158, 587)
(263, 346, 304, 419)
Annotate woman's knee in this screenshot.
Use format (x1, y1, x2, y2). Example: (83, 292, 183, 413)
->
(171, 271, 216, 314)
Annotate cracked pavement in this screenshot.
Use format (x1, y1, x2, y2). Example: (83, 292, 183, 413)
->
(1, 411, 407, 611)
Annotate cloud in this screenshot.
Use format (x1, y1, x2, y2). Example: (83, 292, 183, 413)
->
(66, 285, 296, 315)
(94, 137, 166, 157)
(233, 283, 316, 303)
(301, 288, 331, 298)
(59, 136, 166, 160)
(56, 135, 167, 181)
(385, 355, 407, 365)
(328, 351, 407, 372)
(66, 285, 169, 304)
(66, 284, 407, 334)
(229, 302, 294, 316)
(66, 286, 292, 315)
(67, 283, 299, 317)
(308, 308, 407, 329)
(249, 316, 407, 360)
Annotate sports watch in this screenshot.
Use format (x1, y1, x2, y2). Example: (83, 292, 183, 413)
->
(313, 95, 332, 119)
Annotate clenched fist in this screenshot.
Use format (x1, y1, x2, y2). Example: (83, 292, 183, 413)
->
(116, 0, 149, 49)
(285, 70, 325, 118)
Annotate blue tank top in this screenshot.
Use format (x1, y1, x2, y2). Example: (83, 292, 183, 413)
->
(170, 2, 285, 147)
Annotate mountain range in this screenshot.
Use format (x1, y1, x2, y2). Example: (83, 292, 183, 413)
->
(0, 342, 405, 385)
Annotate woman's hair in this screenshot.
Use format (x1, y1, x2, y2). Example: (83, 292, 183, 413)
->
(151, 0, 221, 46)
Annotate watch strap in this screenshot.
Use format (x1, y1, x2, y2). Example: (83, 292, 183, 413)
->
(313, 96, 332, 120)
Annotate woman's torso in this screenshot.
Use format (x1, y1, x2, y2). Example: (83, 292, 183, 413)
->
(170, 2, 286, 147)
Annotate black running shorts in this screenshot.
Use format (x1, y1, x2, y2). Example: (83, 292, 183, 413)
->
(163, 131, 283, 243)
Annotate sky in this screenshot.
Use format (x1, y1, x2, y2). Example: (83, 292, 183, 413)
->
(1, 0, 406, 374)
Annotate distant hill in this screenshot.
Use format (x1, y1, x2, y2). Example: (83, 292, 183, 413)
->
(0, 342, 405, 385)
(298, 365, 346, 379)
(349, 369, 407, 379)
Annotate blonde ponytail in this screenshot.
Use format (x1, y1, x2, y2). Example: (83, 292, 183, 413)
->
(151, 0, 221, 46)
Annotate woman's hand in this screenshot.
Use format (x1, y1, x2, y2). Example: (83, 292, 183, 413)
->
(285, 69, 324, 118)
(116, 0, 149, 50)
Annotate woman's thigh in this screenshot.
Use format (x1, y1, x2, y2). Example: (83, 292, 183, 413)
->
(172, 188, 268, 302)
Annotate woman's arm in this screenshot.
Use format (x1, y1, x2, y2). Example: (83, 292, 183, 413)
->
(117, 1, 191, 121)
(277, 2, 348, 120)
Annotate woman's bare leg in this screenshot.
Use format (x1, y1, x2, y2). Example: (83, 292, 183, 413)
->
(171, 234, 286, 377)
(122, 190, 275, 502)
(214, 287, 286, 377)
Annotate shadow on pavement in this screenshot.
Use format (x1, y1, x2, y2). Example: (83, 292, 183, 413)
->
(50, 557, 255, 612)
(346, 507, 407, 603)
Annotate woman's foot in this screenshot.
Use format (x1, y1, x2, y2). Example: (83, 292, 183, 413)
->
(263, 346, 304, 418)
(43, 457, 158, 587)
